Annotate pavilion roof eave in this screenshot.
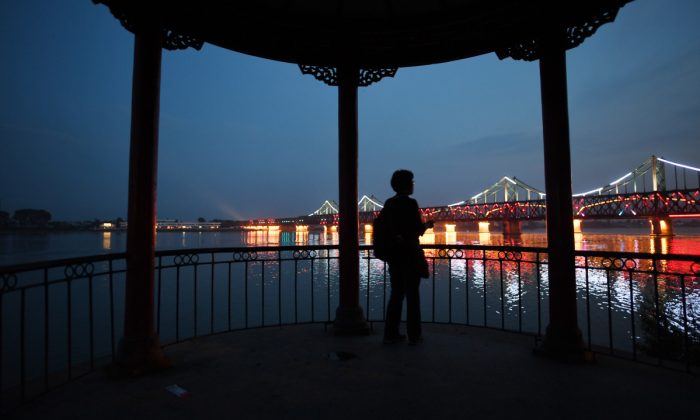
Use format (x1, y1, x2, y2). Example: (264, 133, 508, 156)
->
(95, 0, 633, 66)
(201, 37, 499, 69)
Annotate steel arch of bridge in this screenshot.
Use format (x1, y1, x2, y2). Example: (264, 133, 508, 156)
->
(360, 189, 699, 224)
(253, 189, 699, 227)
(574, 189, 700, 219)
(296, 156, 699, 225)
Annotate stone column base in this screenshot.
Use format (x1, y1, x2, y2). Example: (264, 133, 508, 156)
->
(114, 335, 171, 376)
(535, 324, 591, 363)
(333, 305, 370, 336)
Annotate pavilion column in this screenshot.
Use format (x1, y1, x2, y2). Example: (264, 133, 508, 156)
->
(334, 63, 369, 335)
(118, 21, 170, 370)
(538, 27, 585, 358)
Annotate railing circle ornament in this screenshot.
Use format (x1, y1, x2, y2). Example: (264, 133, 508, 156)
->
(602, 257, 628, 270)
(174, 254, 199, 266)
(602, 258, 613, 269)
(434, 249, 465, 259)
(691, 261, 700, 276)
(498, 251, 522, 261)
(291, 250, 318, 259)
(233, 252, 258, 261)
(64, 262, 95, 279)
(1, 273, 18, 293)
(293, 250, 316, 259)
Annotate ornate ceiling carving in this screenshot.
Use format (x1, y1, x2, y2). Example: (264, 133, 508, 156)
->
(94, 1, 203, 51)
(496, 8, 621, 61)
(299, 65, 398, 87)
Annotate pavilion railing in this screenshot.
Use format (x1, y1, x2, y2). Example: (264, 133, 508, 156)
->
(1, 244, 699, 411)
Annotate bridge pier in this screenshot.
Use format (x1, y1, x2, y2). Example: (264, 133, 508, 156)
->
(502, 219, 522, 236)
(478, 221, 490, 234)
(649, 217, 673, 237)
(573, 218, 582, 234)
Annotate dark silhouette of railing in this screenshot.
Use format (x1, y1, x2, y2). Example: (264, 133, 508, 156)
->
(1, 245, 699, 411)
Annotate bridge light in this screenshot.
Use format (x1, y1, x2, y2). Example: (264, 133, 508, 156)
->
(573, 187, 603, 197)
(610, 172, 633, 186)
(669, 214, 700, 219)
(657, 158, 700, 172)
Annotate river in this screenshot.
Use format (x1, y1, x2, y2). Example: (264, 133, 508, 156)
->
(2, 224, 700, 266)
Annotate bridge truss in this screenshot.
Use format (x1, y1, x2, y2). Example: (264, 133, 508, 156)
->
(572, 155, 700, 197)
(450, 176, 545, 205)
(247, 156, 700, 227)
(574, 189, 700, 219)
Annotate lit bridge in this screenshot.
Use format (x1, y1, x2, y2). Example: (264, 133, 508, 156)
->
(243, 156, 700, 234)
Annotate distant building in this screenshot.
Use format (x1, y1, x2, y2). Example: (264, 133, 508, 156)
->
(99, 219, 222, 230)
(156, 220, 222, 230)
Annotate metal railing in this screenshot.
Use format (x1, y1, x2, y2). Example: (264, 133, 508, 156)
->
(0, 253, 127, 412)
(1, 244, 699, 411)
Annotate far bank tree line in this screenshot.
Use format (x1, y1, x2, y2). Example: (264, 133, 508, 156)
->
(0, 210, 241, 230)
(0, 209, 123, 230)
(1, 209, 52, 228)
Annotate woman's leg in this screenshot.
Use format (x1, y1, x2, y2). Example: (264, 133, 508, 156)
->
(405, 275, 422, 342)
(385, 264, 406, 339)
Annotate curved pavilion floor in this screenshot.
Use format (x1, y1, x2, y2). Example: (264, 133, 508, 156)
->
(11, 324, 697, 420)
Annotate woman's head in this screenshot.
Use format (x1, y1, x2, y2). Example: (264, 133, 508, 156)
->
(391, 169, 414, 195)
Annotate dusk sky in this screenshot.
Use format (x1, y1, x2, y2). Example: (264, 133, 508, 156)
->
(1, 0, 699, 221)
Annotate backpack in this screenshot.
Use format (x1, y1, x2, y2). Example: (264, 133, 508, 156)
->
(372, 209, 395, 262)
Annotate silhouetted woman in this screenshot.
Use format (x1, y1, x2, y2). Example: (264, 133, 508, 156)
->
(382, 170, 433, 344)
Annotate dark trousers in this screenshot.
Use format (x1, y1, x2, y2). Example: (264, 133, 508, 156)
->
(385, 262, 422, 341)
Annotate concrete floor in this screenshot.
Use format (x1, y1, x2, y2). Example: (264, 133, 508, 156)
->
(9, 323, 699, 419)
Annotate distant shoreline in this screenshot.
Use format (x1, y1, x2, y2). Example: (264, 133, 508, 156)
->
(0, 226, 246, 233)
(2, 221, 700, 234)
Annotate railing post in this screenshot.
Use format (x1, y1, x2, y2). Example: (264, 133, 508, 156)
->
(537, 25, 585, 359)
(334, 63, 369, 335)
(118, 16, 169, 371)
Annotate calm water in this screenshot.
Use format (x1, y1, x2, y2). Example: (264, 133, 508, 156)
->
(2, 225, 700, 266)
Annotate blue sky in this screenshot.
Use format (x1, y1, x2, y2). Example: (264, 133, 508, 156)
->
(1, 0, 699, 221)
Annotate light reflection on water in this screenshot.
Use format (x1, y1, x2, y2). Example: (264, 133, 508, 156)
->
(2, 226, 700, 265)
